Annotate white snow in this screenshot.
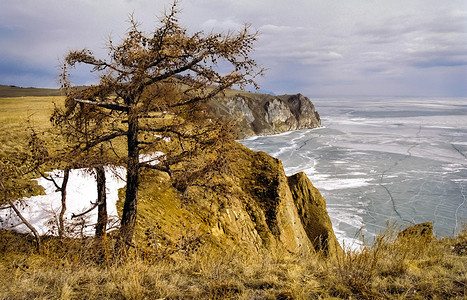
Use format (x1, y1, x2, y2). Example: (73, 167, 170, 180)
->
(0, 152, 169, 236)
(139, 151, 165, 166)
(0, 166, 127, 236)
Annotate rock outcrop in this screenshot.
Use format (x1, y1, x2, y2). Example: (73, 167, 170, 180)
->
(398, 222, 434, 240)
(135, 142, 340, 257)
(207, 93, 321, 138)
(132, 91, 332, 257)
(288, 172, 341, 256)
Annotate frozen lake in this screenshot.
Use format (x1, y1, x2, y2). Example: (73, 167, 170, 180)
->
(240, 97, 467, 247)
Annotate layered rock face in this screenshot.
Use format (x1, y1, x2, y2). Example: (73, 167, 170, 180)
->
(208, 93, 321, 138)
(136, 142, 340, 257)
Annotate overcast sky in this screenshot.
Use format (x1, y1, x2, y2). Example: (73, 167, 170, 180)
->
(1, 0, 466, 97)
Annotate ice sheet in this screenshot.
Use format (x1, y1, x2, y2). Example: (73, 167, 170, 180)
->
(241, 97, 467, 247)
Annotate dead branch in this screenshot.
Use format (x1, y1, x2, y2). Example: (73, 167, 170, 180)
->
(71, 201, 100, 219)
(8, 200, 41, 252)
(73, 98, 129, 112)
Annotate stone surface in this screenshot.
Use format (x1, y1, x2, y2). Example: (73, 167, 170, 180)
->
(225, 96, 255, 123)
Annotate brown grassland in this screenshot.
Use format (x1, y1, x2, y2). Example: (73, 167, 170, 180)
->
(0, 226, 466, 299)
(0, 95, 466, 299)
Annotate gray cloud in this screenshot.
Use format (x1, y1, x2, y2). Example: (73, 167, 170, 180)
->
(0, 0, 466, 96)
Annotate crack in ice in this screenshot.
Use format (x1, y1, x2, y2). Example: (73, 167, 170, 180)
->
(377, 125, 422, 225)
(451, 143, 467, 160)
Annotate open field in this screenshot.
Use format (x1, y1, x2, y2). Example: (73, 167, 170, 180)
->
(0, 96, 61, 154)
(0, 96, 60, 129)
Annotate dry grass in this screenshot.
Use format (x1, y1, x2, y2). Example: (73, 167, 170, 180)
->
(0, 96, 59, 130)
(0, 225, 466, 299)
(0, 96, 61, 156)
(0, 230, 318, 299)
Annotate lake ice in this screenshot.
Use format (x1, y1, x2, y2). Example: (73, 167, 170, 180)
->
(240, 97, 467, 248)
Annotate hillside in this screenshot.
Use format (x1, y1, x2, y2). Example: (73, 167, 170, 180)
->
(127, 140, 341, 258)
(0, 85, 62, 97)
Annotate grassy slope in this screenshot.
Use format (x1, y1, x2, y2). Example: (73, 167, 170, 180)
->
(0, 94, 466, 299)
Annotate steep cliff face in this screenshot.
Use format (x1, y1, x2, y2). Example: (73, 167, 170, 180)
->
(134, 142, 340, 257)
(208, 93, 321, 138)
(288, 172, 341, 256)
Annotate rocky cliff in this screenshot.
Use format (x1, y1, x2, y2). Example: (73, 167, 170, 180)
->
(134, 141, 340, 257)
(207, 93, 321, 138)
(126, 90, 334, 257)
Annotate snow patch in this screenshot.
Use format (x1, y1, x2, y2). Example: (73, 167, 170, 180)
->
(0, 166, 126, 236)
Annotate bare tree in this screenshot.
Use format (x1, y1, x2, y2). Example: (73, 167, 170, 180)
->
(53, 1, 262, 255)
(28, 123, 110, 239)
(28, 126, 73, 238)
(95, 165, 107, 237)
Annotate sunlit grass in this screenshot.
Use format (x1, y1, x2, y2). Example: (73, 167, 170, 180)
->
(0, 96, 61, 153)
(0, 96, 59, 129)
(0, 226, 466, 299)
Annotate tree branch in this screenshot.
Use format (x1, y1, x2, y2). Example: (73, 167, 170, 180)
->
(146, 55, 205, 86)
(169, 84, 226, 108)
(8, 200, 41, 252)
(78, 130, 128, 152)
(36, 169, 61, 191)
(139, 162, 171, 174)
(73, 98, 129, 112)
(71, 201, 99, 219)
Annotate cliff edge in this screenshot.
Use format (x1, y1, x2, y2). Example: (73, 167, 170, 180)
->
(207, 93, 321, 138)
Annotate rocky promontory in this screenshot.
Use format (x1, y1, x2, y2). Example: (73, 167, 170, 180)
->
(133, 92, 333, 256)
(207, 93, 321, 138)
(135, 141, 340, 257)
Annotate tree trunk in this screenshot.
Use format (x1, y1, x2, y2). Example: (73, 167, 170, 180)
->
(116, 109, 139, 255)
(58, 167, 71, 238)
(95, 166, 107, 237)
